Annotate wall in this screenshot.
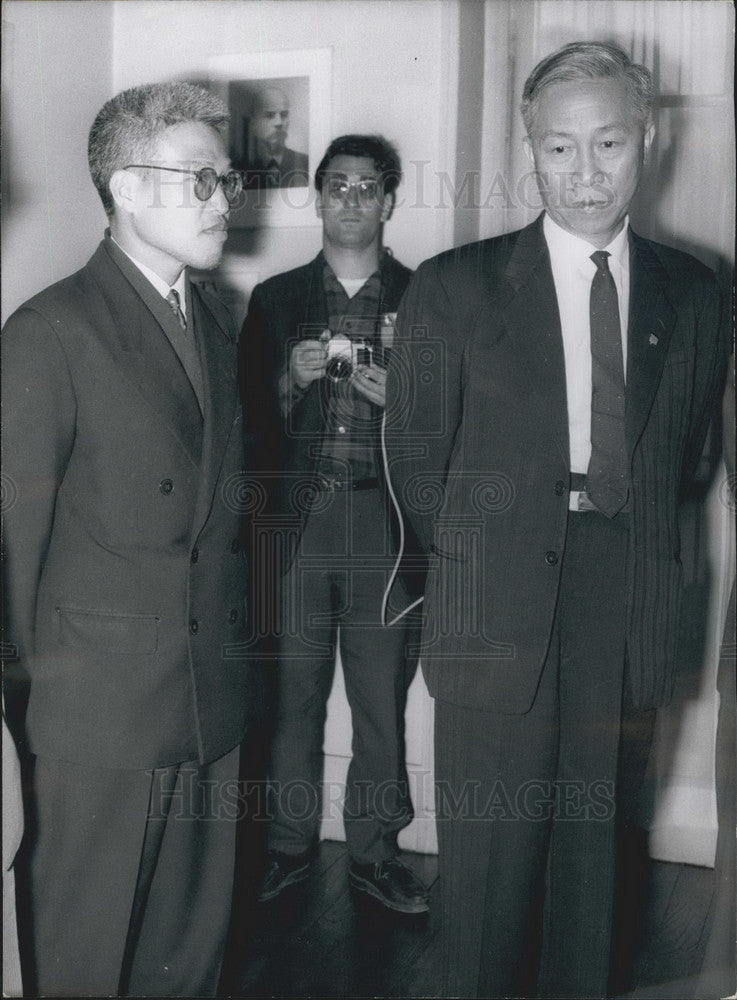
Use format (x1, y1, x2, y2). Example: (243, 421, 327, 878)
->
(1, 1, 114, 323)
(111, 0, 452, 324)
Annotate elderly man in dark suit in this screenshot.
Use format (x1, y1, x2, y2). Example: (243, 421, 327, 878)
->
(2, 82, 260, 996)
(241, 135, 427, 914)
(385, 42, 730, 998)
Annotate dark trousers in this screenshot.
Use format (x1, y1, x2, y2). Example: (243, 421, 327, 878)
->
(434, 510, 653, 998)
(267, 488, 416, 864)
(20, 744, 239, 997)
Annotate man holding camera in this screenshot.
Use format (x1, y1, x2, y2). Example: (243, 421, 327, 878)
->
(241, 134, 427, 913)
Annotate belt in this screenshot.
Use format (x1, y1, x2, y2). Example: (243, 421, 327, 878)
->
(568, 472, 594, 512)
(569, 472, 588, 492)
(314, 475, 379, 492)
(569, 472, 597, 511)
(569, 473, 631, 515)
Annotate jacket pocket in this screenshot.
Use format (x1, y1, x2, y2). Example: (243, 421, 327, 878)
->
(56, 607, 159, 655)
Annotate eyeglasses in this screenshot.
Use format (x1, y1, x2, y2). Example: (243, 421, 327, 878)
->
(123, 165, 244, 206)
(324, 177, 381, 204)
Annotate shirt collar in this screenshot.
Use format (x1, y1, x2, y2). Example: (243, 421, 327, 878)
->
(110, 233, 187, 305)
(543, 212, 630, 274)
(320, 249, 384, 285)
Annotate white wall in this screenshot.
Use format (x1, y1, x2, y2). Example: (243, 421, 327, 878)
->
(1, 1, 113, 323)
(111, 0, 451, 308)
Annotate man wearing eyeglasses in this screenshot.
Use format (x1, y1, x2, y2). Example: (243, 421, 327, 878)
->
(2, 82, 260, 996)
(241, 134, 428, 914)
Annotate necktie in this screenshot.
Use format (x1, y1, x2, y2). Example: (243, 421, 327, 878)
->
(586, 251, 629, 517)
(164, 288, 204, 411)
(166, 288, 187, 331)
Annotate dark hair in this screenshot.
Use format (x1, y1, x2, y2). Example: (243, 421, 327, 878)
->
(314, 134, 402, 195)
(88, 81, 229, 217)
(521, 41, 654, 136)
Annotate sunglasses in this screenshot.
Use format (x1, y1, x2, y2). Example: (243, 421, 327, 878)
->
(123, 165, 243, 206)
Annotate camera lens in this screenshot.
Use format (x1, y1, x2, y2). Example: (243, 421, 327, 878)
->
(326, 355, 353, 382)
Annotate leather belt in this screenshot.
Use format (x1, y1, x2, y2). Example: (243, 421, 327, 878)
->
(569, 472, 598, 512)
(569, 473, 631, 515)
(315, 475, 379, 492)
(569, 472, 588, 492)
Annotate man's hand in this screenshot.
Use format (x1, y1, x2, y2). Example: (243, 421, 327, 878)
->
(291, 329, 329, 388)
(352, 364, 386, 407)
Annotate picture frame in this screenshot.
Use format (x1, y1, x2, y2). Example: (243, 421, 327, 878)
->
(209, 48, 332, 228)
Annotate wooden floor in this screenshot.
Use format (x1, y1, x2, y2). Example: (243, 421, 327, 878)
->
(221, 841, 726, 999)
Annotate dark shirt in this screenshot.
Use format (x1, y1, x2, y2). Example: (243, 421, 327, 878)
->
(317, 254, 388, 482)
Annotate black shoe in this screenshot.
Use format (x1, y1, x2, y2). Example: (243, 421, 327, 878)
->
(258, 850, 312, 902)
(349, 857, 429, 914)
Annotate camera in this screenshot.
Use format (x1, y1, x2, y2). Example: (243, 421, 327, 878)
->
(325, 334, 375, 382)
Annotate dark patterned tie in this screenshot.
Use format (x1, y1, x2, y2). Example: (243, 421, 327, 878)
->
(165, 288, 187, 331)
(586, 251, 629, 517)
(165, 288, 204, 410)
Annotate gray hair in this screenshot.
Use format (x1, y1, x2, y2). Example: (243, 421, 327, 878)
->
(521, 41, 654, 137)
(88, 81, 229, 216)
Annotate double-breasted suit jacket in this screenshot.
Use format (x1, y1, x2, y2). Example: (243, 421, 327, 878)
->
(2, 239, 261, 771)
(385, 215, 729, 713)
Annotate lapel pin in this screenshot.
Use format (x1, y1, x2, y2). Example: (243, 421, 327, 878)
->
(649, 334, 659, 346)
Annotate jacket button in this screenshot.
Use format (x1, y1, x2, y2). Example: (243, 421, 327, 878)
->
(159, 479, 174, 495)
(191, 547, 199, 563)
(545, 551, 558, 566)
(189, 619, 199, 634)
(228, 608, 238, 624)
(231, 538, 240, 554)
(554, 480, 566, 496)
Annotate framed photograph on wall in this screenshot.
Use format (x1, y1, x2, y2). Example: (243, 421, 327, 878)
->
(209, 48, 332, 228)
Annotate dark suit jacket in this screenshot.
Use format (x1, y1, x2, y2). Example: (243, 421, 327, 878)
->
(240, 252, 422, 606)
(385, 216, 730, 712)
(2, 239, 261, 769)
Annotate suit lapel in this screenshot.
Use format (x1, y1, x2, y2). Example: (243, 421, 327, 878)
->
(86, 242, 203, 465)
(190, 283, 237, 536)
(625, 231, 676, 456)
(499, 219, 570, 466)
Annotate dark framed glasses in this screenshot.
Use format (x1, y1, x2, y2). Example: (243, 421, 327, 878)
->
(324, 177, 381, 204)
(123, 164, 243, 205)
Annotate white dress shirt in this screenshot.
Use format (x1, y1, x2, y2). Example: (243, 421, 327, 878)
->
(543, 213, 630, 508)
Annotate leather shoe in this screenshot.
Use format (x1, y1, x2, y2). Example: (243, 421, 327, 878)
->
(259, 850, 311, 902)
(349, 857, 429, 914)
